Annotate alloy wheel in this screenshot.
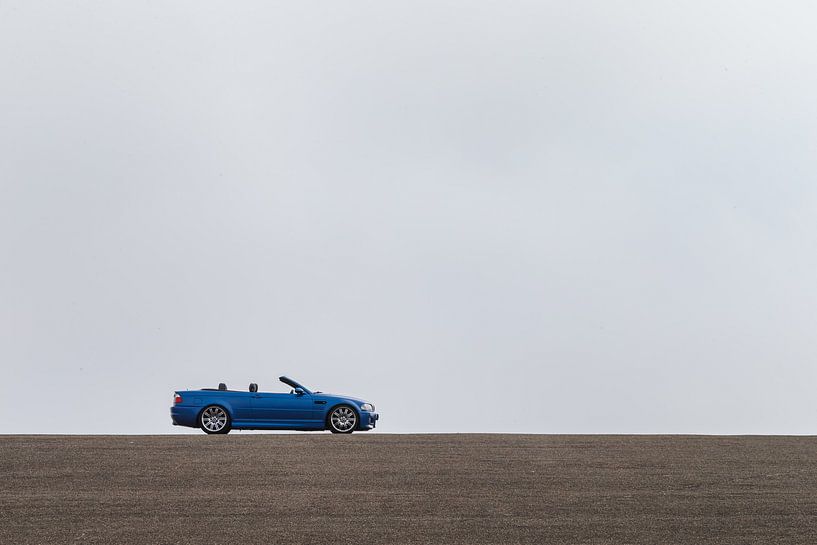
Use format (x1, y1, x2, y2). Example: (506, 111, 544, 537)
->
(201, 406, 228, 433)
(330, 406, 357, 433)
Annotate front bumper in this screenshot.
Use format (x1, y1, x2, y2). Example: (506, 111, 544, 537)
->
(359, 411, 379, 430)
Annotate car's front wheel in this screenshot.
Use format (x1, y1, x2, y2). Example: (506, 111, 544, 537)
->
(328, 405, 357, 434)
(199, 405, 231, 434)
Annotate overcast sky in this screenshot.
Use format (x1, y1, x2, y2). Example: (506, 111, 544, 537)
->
(2, 2, 816, 434)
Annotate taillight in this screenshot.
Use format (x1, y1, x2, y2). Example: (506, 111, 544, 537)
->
(174, 393, 182, 404)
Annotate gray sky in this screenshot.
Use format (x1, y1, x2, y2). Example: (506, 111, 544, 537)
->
(2, 1, 817, 434)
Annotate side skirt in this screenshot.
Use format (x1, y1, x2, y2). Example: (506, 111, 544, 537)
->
(231, 420, 325, 431)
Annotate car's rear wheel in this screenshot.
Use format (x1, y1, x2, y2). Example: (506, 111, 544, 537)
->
(199, 405, 231, 434)
(328, 405, 357, 434)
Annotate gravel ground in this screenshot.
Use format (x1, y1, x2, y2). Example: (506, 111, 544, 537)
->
(2, 434, 816, 544)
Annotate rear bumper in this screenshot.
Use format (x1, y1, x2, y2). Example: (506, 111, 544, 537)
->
(170, 406, 199, 428)
(359, 411, 379, 430)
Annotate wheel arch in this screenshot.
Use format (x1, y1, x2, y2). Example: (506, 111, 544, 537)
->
(325, 402, 361, 430)
(197, 402, 233, 424)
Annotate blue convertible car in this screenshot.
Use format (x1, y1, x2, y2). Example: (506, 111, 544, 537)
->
(170, 376, 379, 434)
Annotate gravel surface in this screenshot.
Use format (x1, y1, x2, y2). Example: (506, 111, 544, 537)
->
(2, 434, 816, 544)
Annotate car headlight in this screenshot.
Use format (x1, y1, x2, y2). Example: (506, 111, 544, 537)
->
(360, 403, 374, 412)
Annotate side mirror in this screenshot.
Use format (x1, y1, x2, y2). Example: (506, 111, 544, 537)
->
(294, 388, 305, 396)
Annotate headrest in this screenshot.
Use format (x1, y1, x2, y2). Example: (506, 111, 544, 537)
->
(218, 383, 227, 391)
(249, 383, 258, 393)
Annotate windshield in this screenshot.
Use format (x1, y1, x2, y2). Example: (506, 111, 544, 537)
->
(279, 376, 312, 394)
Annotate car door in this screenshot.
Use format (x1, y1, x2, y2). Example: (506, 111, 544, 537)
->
(250, 391, 315, 423)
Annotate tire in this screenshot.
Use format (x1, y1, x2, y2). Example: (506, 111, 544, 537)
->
(327, 405, 357, 434)
(199, 405, 231, 434)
